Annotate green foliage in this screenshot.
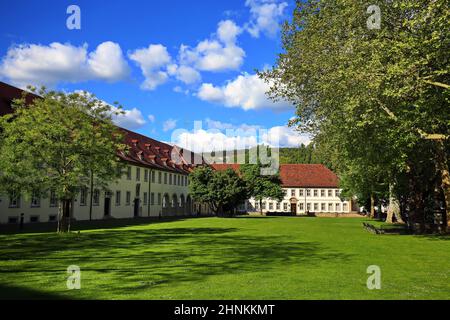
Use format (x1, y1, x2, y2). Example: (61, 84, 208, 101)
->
(0, 87, 126, 209)
(189, 166, 248, 215)
(261, 0, 449, 220)
(240, 163, 285, 212)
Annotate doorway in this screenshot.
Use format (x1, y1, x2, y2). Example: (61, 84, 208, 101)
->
(104, 197, 111, 217)
(290, 203, 297, 215)
(133, 199, 140, 217)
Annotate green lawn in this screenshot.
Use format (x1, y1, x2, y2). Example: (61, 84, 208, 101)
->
(0, 216, 449, 300)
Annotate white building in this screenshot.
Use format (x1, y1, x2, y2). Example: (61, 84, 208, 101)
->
(0, 82, 205, 224)
(212, 164, 353, 215)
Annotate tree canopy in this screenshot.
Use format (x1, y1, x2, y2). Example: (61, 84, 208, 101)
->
(0, 87, 127, 231)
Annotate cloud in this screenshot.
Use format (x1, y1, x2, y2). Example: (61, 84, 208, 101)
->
(148, 114, 156, 123)
(197, 73, 291, 111)
(167, 64, 201, 84)
(163, 118, 178, 132)
(128, 44, 172, 90)
(171, 119, 311, 153)
(178, 20, 245, 72)
(112, 107, 147, 130)
(0, 41, 129, 87)
(245, 0, 288, 38)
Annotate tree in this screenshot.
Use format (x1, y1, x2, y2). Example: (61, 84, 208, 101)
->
(240, 163, 285, 215)
(261, 0, 449, 231)
(189, 166, 248, 216)
(0, 87, 127, 232)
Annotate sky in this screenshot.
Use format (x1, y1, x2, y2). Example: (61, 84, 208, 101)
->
(0, 0, 310, 152)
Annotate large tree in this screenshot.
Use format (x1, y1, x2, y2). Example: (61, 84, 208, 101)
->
(0, 87, 126, 232)
(240, 163, 285, 215)
(261, 0, 449, 231)
(189, 166, 248, 216)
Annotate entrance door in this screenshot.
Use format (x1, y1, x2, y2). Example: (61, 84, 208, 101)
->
(104, 197, 111, 217)
(133, 199, 139, 217)
(290, 203, 297, 216)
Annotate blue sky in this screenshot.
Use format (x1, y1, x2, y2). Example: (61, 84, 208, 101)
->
(0, 0, 310, 151)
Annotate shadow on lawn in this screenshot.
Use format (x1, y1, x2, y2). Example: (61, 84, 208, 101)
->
(0, 226, 353, 299)
(0, 283, 68, 300)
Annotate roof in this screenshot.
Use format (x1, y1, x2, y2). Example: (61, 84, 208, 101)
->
(0, 81, 204, 175)
(211, 163, 339, 188)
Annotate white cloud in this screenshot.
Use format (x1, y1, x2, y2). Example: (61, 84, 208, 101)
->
(245, 0, 288, 38)
(167, 64, 201, 84)
(178, 20, 245, 72)
(0, 41, 129, 87)
(128, 44, 172, 90)
(171, 119, 310, 153)
(163, 118, 178, 132)
(148, 114, 156, 123)
(197, 73, 291, 111)
(112, 107, 147, 130)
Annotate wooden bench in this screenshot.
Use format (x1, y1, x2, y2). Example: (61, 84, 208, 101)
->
(362, 222, 385, 234)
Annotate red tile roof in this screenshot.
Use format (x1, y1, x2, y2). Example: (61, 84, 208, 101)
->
(0, 81, 204, 175)
(211, 163, 339, 188)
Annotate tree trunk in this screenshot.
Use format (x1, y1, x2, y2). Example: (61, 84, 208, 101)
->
(259, 199, 263, 216)
(386, 183, 403, 224)
(436, 139, 449, 232)
(370, 194, 375, 219)
(58, 199, 72, 233)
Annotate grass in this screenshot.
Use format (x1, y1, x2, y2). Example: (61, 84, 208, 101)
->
(0, 216, 449, 300)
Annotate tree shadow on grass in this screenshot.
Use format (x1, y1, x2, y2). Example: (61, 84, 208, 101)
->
(0, 283, 68, 300)
(0, 226, 353, 299)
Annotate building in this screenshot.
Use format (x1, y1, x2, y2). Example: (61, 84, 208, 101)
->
(0, 81, 206, 224)
(211, 164, 353, 215)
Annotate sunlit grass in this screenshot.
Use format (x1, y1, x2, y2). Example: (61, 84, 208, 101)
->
(0, 216, 449, 299)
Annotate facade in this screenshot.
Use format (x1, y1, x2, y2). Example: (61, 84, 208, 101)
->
(0, 81, 204, 224)
(212, 164, 353, 215)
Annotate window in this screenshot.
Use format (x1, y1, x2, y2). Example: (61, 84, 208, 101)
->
(262, 202, 266, 210)
(93, 189, 100, 206)
(164, 173, 167, 184)
(144, 169, 148, 182)
(299, 203, 304, 211)
(8, 216, 18, 224)
(80, 188, 87, 206)
(321, 203, 326, 211)
(126, 192, 131, 206)
(335, 190, 340, 197)
(157, 193, 161, 205)
(313, 190, 318, 197)
(9, 192, 20, 208)
(115, 191, 121, 206)
(31, 192, 40, 208)
(291, 189, 295, 197)
(328, 190, 332, 197)
(283, 203, 288, 211)
(127, 167, 132, 180)
(314, 203, 318, 211)
(49, 191, 57, 207)
(307, 203, 311, 211)
(343, 203, 348, 212)
(158, 171, 162, 184)
(178, 175, 181, 186)
(306, 189, 311, 197)
(321, 190, 325, 197)
(143, 192, 148, 206)
(152, 171, 155, 183)
(169, 174, 172, 185)
(185, 176, 188, 186)
(328, 203, 333, 211)
(276, 202, 280, 210)
(29, 215, 39, 223)
(151, 192, 155, 205)
(48, 215, 57, 222)
(135, 184, 141, 198)
(336, 203, 341, 212)
(299, 189, 304, 197)
(136, 168, 141, 181)
(269, 202, 274, 210)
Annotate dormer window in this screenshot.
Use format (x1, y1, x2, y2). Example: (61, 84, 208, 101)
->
(144, 143, 151, 150)
(131, 139, 138, 147)
(137, 151, 143, 161)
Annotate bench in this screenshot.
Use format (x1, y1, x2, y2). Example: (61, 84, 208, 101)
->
(362, 222, 385, 234)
